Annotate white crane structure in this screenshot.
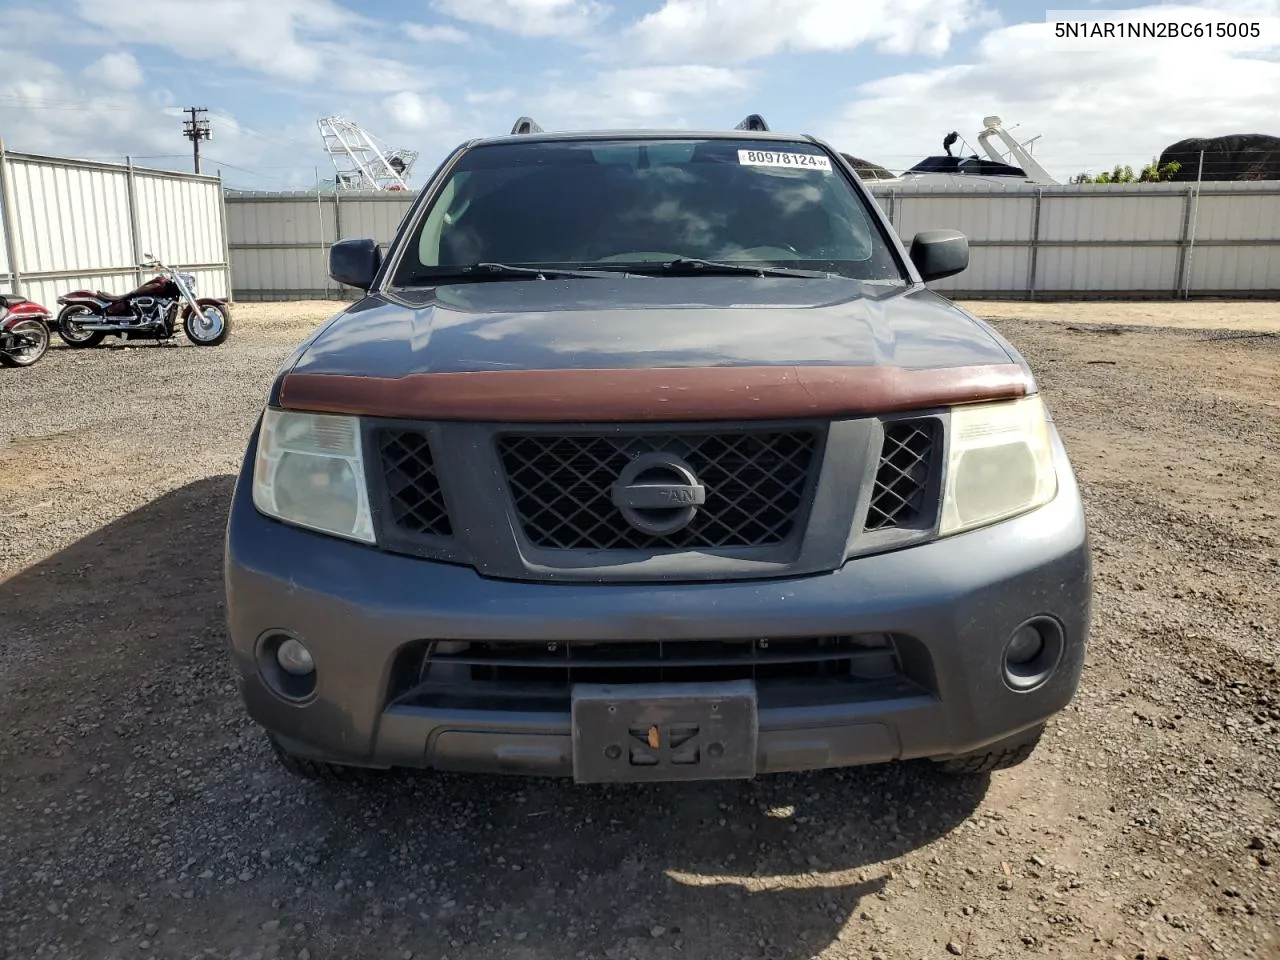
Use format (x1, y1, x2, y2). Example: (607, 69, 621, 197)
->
(316, 115, 419, 191)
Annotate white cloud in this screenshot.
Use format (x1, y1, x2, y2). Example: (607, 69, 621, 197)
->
(9, 0, 1273, 196)
(627, 0, 992, 63)
(0, 5, 468, 189)
(65, 0, 451, 117)
(466, 87, 520, 107)
(0, 54, 160, 158)
(84, 51, 144, 89)
(0, 8, 107, 45)
(432, 0, 604, 37)
(822, 6, 1280, 179)
(0, 48, 268, 173)
(72, 0, 353, 83)
(0, 4, 469, 189)
(532, 65, 752, 129)
(406, 23, 473, 44)
(383, 91, 453, 131)
(329, 55, 434, 94)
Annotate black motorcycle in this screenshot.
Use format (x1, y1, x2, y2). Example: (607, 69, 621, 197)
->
(56, 255, 231, 348)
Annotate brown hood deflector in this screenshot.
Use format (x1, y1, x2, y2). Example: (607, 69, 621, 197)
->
(277, 364, 1032, 422)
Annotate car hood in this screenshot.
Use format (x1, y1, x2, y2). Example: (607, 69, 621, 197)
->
(288, 277, 1016, 377)
(275, 277, 1033, 422)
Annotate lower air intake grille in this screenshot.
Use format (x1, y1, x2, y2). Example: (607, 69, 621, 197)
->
(498, 430, 820, 550)
(421, 636, 900, 688)
(865, 420, 937, 531)
(377, 429, 452, 537)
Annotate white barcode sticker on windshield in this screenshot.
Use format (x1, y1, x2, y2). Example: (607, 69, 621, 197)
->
(737, 149, 832, 172)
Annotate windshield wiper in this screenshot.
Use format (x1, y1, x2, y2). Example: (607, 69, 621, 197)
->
(607, 258, 833, 279)
(402, 262, 615, 285)
(403, 259, 833, 285)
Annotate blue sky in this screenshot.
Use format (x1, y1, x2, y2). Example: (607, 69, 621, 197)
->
(1, 0, 1278, 188)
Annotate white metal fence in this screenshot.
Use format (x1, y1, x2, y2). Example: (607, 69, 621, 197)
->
(877, 180, 1280, 299)
(0, 145, 230, 308)
(8, 158, 1275, 304)
(225, 180, 1280, 301)
(225, 190, 408, 301)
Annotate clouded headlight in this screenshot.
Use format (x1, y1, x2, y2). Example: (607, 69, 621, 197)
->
(939, 395, 1058, 536)
(252, 409, 375, 543)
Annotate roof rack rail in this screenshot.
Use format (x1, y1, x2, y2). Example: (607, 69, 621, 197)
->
(734, 114, 770, 132)
(510, 116, 544, 135)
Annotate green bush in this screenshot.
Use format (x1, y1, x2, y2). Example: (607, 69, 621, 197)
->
(1071, 159, 1181, 184)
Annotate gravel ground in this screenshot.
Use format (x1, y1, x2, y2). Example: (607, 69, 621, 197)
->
(1, 300, 1278, 960)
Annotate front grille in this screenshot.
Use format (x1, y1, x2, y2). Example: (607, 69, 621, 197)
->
(417, 636, 901, 690)
(498, 430, 820, 551)
(865, 421, 937, 531)
(377, 429, 452, 537)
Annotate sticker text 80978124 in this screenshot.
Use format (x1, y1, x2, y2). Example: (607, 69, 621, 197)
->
(737, 150, 833, 172)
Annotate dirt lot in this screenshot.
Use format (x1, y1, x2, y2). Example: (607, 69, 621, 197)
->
(2, 300, 1278, 960)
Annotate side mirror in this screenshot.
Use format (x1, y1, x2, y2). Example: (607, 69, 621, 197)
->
(909, 230, 969, 282)
(329, 238, 382, 290)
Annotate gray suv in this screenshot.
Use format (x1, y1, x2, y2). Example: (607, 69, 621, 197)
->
(223, 114, 1091, 784)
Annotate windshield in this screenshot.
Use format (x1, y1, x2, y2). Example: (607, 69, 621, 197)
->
(391, 137, 906, 285)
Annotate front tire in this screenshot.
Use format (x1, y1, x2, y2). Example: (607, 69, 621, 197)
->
(934, 722, 1045, 775)
(0, 319, 50, 367)
(56, 306, 106, 348)
(268, 734, 375, 784)
(183, 303, 230, 346)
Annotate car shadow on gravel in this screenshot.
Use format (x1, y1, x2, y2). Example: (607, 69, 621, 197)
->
(297, 762, 990, 958)
(0, 476, 990, 960)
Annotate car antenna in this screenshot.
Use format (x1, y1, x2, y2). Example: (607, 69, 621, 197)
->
(734, 114, 770, 132)
(510, 116, 544, 135)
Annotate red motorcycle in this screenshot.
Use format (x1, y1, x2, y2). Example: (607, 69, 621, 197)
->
(56, 254, 230, 348)
(0, 294, 52, 368)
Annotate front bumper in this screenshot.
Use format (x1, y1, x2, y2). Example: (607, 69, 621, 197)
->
(224, 432, 1092, 777)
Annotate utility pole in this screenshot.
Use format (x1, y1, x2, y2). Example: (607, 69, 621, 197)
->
(182, 107, 211, 174)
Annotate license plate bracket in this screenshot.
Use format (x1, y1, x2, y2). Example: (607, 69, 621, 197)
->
(570, 680, 758, 784)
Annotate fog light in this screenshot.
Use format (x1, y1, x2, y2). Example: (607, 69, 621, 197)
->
(1006, 623, 1044, 666)
(276, 637, 315, 676)
(1002, 616, 1065, 692)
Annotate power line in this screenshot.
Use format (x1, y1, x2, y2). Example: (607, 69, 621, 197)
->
(201, 156, 288, 182)
(209, 109, 316, 154)
(0, 94, 154, 113)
